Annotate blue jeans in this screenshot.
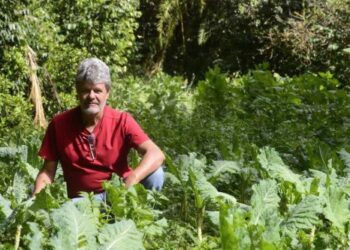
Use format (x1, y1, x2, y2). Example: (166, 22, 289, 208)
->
(140, 166, 164, 191)
(72, 167, 165, 202)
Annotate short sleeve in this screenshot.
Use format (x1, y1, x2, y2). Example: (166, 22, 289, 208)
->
(38, 120, 59, 161)
(123, 113, 149, 148)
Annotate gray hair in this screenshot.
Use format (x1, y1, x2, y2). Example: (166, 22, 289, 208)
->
(75, 58, 111, 91)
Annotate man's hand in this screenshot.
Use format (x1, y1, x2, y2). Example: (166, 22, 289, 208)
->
(124, 140, 165, 189)
(32, 160, 58, 196)
(124, 171, 140, 189)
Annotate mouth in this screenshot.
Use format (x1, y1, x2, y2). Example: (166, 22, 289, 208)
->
(81, 103, 100, 110)
(86, 103, 99, 106)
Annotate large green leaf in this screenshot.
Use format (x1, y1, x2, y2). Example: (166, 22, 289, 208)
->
(0, 194, 12, 222)
(104, 175, 155, 227)
(250, 179, 280, 226)
(339, 149, 350, 165)
(338, 177, 350, 196)
(143, 218, 168, 237)
(207, 211, 220, 227)
(338, 148, 350, 175)
(250, 179, 281, 243)
(217, 191, 237, 204)
(176, 153, 206, 185)
(282, 195, 321, 235)
(207, 160, 241, 182)
(24, 222, 44, 250)
(189, 167, 236, 209)
(0, 145, 28, 161)
(164, 172, 181, 185)
(220, 204, 251, 250)
(309, 169, 327, 182)
(29, 187, 61, 212)
(6, 172, 28, 204)
(323, 186, 350, 231)
(189, 168, 217, 209)
(98, 220, 144, 250)
(50, 202, 98, 250)
(309, 169, 328, 197)
(75, 193, 103, 227)
(103, 176, 127, 218)
(258, 147, 305, 193)
(20, 161, 39, 181)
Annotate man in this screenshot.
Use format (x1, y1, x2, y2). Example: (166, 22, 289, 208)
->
(33, 58, 165, 200)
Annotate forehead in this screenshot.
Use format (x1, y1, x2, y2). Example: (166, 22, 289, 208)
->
(77, 82, 108, 91)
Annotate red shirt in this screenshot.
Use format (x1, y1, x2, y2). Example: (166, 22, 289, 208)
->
(39, 105, 149, 198)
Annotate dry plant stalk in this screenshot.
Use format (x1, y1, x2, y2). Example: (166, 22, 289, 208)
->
(26, 45, 48, 128)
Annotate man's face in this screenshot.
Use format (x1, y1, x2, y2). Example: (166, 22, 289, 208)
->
(77, 82, 109, 115)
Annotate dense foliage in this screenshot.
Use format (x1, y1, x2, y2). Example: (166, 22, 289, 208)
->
(1, 0, 350, 249)
(2, 70, 350, 249)
(137, 0, 350, 83)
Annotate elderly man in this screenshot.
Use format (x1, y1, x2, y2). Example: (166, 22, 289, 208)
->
(33, 58, 165, 201)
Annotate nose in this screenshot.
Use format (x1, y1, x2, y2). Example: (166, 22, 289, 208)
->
(88, 90, 96, 99)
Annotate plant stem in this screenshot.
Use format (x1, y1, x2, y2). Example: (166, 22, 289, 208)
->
(14, 225, 22, 250)
(309, 226, 315, 248)
(197, 205, 205, 242)
(181, 191, 188, 221)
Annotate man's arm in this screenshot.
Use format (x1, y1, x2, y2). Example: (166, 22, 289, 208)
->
(124, 139, 165, 188)
(32, 160, 58, 196)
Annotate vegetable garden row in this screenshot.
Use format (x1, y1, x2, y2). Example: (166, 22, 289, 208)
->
(1, 70, 350, 249)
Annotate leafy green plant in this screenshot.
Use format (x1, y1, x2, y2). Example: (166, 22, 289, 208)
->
(220, 147, 350, 249)
(48, 0, 140, 74)
(166, 153, 236, 243)
(103, 175, 156, 228)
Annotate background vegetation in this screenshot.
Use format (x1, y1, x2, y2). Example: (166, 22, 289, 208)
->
(1, 0, 350, 249)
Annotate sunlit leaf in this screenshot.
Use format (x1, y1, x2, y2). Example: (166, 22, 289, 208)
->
(98, 220, 144, 250)
(323, 186, 350, 231)
(0, 194, 12, 221)
(207, 160, 241, 182)
(50, 202, 98, 250)
(258, 147, 305, 193)
(282, 195, 321, 235)
(24, 222, 44, 250)
(250, 179, 280, 226)
(220, 204, 251, 250)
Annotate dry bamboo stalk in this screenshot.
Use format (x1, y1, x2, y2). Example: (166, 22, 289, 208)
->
(26, 45, 47, 128)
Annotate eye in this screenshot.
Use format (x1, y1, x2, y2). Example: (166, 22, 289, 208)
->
(79, 88, 90, 94)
